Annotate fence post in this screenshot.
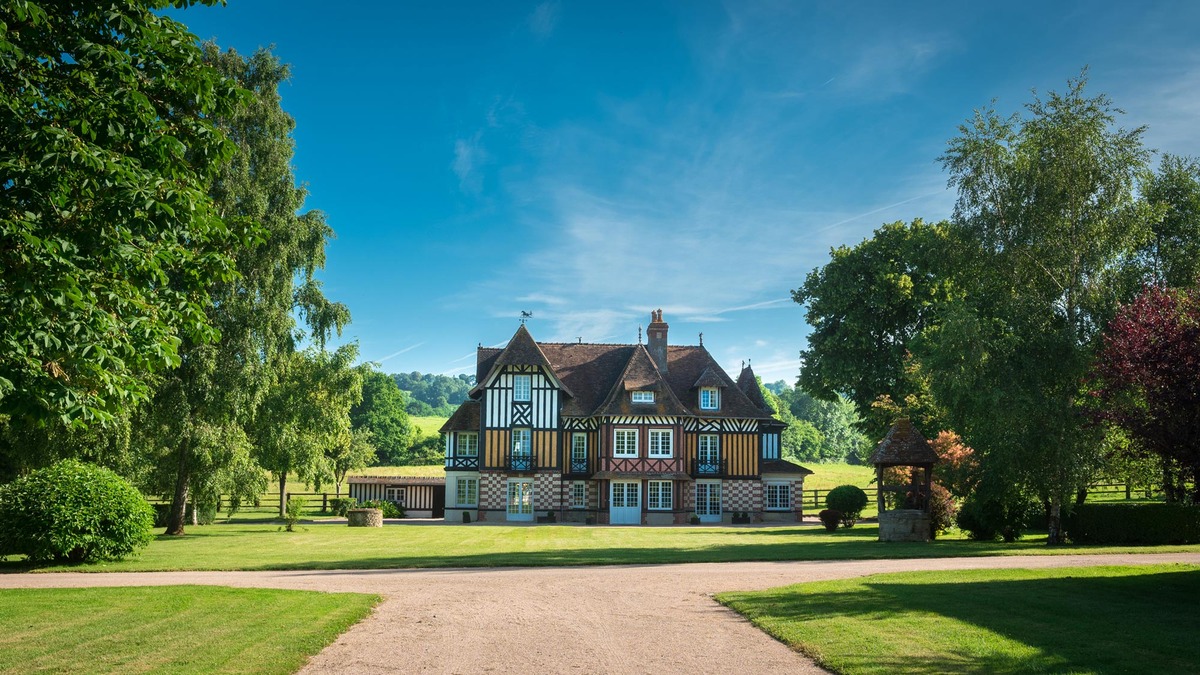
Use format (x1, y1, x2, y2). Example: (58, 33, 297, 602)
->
(323, 493, 328, 513)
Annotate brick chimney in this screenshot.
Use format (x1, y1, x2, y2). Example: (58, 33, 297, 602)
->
(647, 308, 668, 374)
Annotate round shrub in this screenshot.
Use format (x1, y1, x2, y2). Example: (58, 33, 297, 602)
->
(956, 493, 1037, 542)
(818, 509, 842, 532)
(826, 485, 869, 526)
(362, 499, 404, 519)
(0, 460, 155, 563)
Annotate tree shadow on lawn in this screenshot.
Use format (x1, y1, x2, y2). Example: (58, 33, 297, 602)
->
(726, 567, 1200, 674)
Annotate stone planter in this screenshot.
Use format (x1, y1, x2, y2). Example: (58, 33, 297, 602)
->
(347, 508, 383, 527)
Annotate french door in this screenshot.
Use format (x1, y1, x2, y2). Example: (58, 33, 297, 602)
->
(695, 481, 721, 523)
(609, 480, 641, 525)
(506, 479, 533, 522)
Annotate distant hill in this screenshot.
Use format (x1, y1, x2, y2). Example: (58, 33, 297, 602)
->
(392, 372, 475, 417)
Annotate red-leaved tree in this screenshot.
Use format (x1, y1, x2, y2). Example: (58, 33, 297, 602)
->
(1093, 285, 1200, 498)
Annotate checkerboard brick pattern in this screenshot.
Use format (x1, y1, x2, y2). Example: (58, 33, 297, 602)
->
(480, 472, 507, 511)
(722, 479, 762, 512)
(534, 472, 560, 510)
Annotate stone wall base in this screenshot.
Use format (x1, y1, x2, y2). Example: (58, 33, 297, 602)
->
(878, 509, 931, 542)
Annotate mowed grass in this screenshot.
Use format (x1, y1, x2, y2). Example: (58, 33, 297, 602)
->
(803, 462, 875, 491)
(410, 415, 449, 437)
(0, 586, 379, 674)
(348, 464, 444, 477)
(718, 564, 1200, 674)
(10, 523, 1200, 573)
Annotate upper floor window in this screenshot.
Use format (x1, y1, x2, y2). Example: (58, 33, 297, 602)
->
(512, 427, 532, 456)
(456, 432, 478, 457)
(762, 432, 780, 460)
(699, 387, 720, 410)
(631, 390, 655, 404)
(648, 429, 673, 457)
(513, 374, 531, 401)
(571, 433, 588, 461)
(613, 429, 638, 457)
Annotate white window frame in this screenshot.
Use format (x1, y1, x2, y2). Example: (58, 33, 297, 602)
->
(648, 429, 673, 458)
(613, 429, 638, 458)
(699, 387, 720, 410)
(571, 433, 587, 461)
(456, 478, 479, 507)
(570, 482, 586, 509)
(456, 432, 478, 457)
(647, 480, 672, 510)
(513, 374, 532, 402)
(385, 486, 406, 505)
(631, 390, 655, 404)
(512, 427, 532, 456)
(765, 482, 791, 510)
(698, 434, 720, 461)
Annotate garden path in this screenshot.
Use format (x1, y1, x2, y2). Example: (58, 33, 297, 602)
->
(4, 552, 1200, 673)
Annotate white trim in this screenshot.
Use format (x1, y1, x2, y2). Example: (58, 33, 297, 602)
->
(571, 433, 587, 461)
(647, 480, 672, 510)
(513, 374, 531, 402)
(699, 387, 720, 410)
(455, 477, 479, 507)
(570, 482, 586, 509)
(456, 432, 478, 457)
(631, 390, 655, 404)
(764, 481, 790, 511)
(648, 428, 673, 458)
(512, 427, 532, 455)
(613, 428, 638, 458)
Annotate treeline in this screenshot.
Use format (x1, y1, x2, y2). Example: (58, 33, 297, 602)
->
(794, 71, 1200, 543)
(761, 381, 871, 465)
(0, 4, 415, 532)
(391, 372, 474, 417)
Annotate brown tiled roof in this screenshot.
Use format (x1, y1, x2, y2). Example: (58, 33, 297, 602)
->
(439, 399, 479, 433)
(594, 345, 692, 417)
(692, 366, 727, 389)
(471, 324, 573, 397)
(736, 363, 773, 414)
(664, 345, 773, 419)
(761, 458, 814, 475)
(869, 418, 939, 466)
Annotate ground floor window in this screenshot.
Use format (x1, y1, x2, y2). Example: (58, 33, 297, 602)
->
(765, 482, 790, 510)
(570, 482, 586, 508)
(456, 478, 478, 507)
(507, 479, 533, 519)
(647, 480, 672, 510)
(385, 486, 407, 505)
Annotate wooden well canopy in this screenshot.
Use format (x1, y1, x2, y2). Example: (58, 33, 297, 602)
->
(870, 418, 939, 513)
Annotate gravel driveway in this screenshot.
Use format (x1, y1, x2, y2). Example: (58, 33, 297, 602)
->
(4, 552, 1199, 673)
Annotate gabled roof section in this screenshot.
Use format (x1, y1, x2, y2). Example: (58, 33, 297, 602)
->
(470, 324, 573, 397)
(439, 400, 480, 433)
(870, 418, 939, 467)
(761, 458, 814, 475)
(692, 366, 727, 389)
(736, 363, 774, 415)
(595, 345, 692, 417)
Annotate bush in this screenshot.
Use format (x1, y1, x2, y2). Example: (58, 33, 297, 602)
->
(826, 485, 868, 526)
(284, 496, 306, 532)
(329, 498, 357, 517)
(928, 483, 958, 539)
(362, 499, 404, 518)
(0, 460, 154, 563)
(956, 493, 1038, 542)
(1065, 503, 1200, 544)
(818, 509, 842, 532)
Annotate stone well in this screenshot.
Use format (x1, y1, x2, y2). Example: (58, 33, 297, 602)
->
(347, 508, 383, 527)
(878, 509, 931, 542)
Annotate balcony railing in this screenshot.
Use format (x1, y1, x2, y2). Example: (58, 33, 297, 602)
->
(444, 456, 479, 470)
(690, 457, 726, 478)
(506, 451, 536, 473)
(566, 458, 591, 477)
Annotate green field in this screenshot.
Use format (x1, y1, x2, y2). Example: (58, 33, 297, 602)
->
(718, 564, 1200, 674)
(0, 586, 378, 674)
(348, 464, 443, 477)
(411, 415, 449, 437)
(802, 462, 875, 491)
(9, 523, 1200, 573)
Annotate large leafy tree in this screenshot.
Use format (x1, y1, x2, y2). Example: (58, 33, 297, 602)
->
(1092, 285, 1200, 499)
(0, 1, 244, 426)
(351, 369, 415, 465)
(927, 70, 1151, 543)
(792, 219, 959, 438)
(142, 46, 348, 535)
(1141, 154, 1200, 288)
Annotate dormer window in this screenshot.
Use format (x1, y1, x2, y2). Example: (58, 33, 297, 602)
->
(699, 387, 720, 410)
(631, 391, 655, 404)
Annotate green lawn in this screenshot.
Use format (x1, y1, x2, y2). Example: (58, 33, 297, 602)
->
(411, 415, 449, 437)
(348, 464, 444, 477)
(802, 462, 875, 491)
(718, 564, 1200, 674)
(9, 522, 1200, 573)
(0, 586, 378, 674)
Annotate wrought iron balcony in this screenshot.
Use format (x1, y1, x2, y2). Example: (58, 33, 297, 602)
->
(565, 458, 591, 477)
(506, 451, 536, 473)
(690, 457, 726, 478)
(444, 456, 479, 470)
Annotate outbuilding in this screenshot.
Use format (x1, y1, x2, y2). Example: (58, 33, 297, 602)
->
(347, 476, 446, 518)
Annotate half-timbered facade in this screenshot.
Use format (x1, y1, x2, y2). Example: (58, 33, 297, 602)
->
(441, 310, 811, 524)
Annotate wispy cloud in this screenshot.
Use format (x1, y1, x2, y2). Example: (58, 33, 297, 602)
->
(452, 133, 487, 194)
(373, 342, 425, 363)
(527, 1, 560, 39)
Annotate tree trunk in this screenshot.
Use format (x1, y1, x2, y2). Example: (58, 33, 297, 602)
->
(1046, 494, 1063, 545)
(166, 442, 191, 536)
(1074, 488, 1088, 506)
(278, 472, 287, 518)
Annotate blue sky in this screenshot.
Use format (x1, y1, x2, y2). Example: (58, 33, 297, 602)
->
(169, 1, 1200, 384)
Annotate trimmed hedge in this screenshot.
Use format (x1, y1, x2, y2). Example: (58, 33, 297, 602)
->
(826, 485, 868, 526)
(0, 460, 154, 563)
(1066, 503, 1200, 545)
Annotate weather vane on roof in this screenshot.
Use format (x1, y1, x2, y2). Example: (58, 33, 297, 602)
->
(520, 310, 533, 325)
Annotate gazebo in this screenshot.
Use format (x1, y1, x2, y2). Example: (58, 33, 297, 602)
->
(870, 418, 939, 542)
